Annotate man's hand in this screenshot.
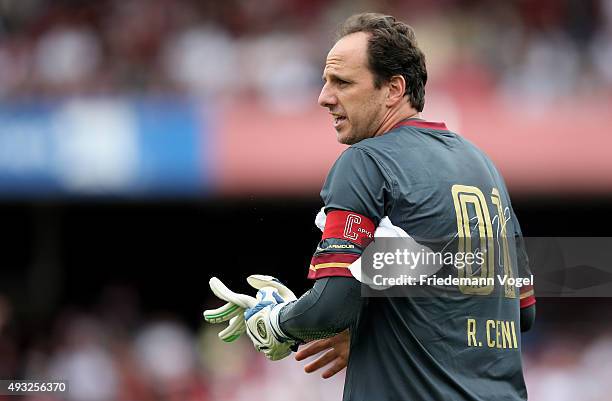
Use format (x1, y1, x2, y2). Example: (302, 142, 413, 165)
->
(244, 286, 297, 361)
(295, 330, 350, 378)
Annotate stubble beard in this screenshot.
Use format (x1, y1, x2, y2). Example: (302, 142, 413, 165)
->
(337, 128, 360, 145)
(338, 112, 382, 145)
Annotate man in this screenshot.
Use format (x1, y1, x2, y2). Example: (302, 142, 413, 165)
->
(245, 13, 536, 400)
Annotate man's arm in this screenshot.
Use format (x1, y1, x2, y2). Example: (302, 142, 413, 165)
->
(243, 148, 387, 360)
(279, 276, 361, 342)
(520, 304, 535, 332)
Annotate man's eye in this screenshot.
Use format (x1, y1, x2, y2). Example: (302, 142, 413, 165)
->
(337, 80, 349, 87)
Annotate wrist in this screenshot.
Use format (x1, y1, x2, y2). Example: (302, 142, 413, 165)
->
(269, 303, 292, 342)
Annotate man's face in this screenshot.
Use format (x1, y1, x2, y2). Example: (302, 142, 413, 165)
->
(318, 32, 388, 145)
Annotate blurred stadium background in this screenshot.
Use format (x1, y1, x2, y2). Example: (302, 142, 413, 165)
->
(1, 0, 612, 400)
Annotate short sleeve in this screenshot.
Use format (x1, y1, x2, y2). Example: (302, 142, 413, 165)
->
(320, 146, 392, 223)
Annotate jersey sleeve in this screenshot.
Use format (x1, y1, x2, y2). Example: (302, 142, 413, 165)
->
(279, 276, 361, 342)
(308, 147, 393, 280)
(320, 146, 391, 221)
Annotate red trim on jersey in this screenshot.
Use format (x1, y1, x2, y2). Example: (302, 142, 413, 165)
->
(308, 266, 354, 280)
(520, 285, 536, 308)
(520, 296, 536, 308)
(311, 253, 360, 266)
(392, 119, 448, 131)
(322, 211, 375, 248)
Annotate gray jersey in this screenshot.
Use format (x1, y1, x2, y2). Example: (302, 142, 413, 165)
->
(319, 119, 534, 401)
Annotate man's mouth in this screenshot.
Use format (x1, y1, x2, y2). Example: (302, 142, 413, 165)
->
(332, 114, 347, 128)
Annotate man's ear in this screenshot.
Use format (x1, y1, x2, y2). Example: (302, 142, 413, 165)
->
(386, 75, 406, 106)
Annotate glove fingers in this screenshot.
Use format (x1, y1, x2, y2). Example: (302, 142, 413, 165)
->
(204, 302, 243, 323)
(210, 277, 258, 308)
(247, 275, 297, 302)
(219, 316, 246, 342)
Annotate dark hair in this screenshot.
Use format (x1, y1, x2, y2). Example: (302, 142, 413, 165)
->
(338, 13, 427, 112)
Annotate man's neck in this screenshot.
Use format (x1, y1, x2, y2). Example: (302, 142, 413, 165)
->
(374, 105, 419, 137)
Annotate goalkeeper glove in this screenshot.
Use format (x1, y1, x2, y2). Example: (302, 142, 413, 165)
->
(203, 277, 257, 342)
(244, 285, 297, 361)
(204, 275, 297, 344)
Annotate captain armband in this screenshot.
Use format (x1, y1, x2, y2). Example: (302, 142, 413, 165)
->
(308, 210, 375, 279)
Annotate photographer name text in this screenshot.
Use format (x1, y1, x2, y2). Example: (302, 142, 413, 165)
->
(372, 274, 534, 287)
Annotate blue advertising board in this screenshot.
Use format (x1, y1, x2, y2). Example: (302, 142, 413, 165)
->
(0, 98, 211, 198)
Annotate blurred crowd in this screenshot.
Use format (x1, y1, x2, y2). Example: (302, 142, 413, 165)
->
(0, 288, 345, 401)
(1, 287, 612, 401)
(1, 0, 611, 103)
(524, 334, 612, 401)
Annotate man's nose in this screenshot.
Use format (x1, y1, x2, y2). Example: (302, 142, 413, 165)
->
(318, 84, 337, 108)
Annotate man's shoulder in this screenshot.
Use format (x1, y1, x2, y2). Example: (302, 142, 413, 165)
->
(342, 137, 395, 167)
(328, 145, 384, 177)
